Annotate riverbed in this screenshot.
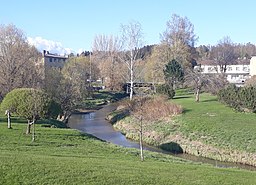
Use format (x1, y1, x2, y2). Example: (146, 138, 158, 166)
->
(68, 104, 256, 171)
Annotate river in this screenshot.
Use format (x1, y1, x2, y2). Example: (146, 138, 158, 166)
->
(68, 104, 256, 171)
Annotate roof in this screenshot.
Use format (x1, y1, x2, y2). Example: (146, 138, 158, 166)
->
(198, 58, 250, 65)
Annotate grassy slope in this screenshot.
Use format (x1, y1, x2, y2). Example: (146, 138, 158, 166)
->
(0, 122, 255, 185)
(172, 93, 256, 153)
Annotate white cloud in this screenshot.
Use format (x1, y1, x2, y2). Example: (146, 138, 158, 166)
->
(77, 48, 86, 55)
(28, 37, 74, 55)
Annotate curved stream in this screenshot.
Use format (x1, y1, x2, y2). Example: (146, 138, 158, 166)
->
(68, 104, 255, 171)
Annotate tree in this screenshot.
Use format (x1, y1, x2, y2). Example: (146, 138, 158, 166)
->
(144, 44, 168, 92)
(44, 56, 97, 123)
(120, 21, 144, 100)
(0, 24, 42, 98)
(0, 88, 53, 139)
(185, 68, 208, 102)
(185, 67, 227, 102)
(127, 95, 182, 161)
(209, 36, 237, 73)
(163, 59, 184, 90)
(161, 14, 198, 68)
(92, 34, 124, 91)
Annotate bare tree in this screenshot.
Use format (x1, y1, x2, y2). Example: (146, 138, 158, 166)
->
(92, 34, 124, 90)
(209, 36, 237, 73)
(127, 95, 182, 161)
(120, 21, 144, 100)
(185, 67, 228, 102)
(185, 68, 208, 102)
(0, 24, 41, 98)
(161, 14, 198, 68)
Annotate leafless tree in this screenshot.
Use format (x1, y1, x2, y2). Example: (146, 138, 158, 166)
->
(120, 21, 144, 100)
(127, 95, 182, 161)
(92, 34, 124, 90)
(185, 67, 228, 102)
(0, 24, 42, 98)
(209, 36, 237, 73)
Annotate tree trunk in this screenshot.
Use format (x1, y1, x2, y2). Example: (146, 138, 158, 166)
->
(57, 111, 71, 124)
(6, 110, 11, 129)
(26, 120, 32, 134)
(139, 119, 144, 161)
(32, 117, 35, 142)
(195, 88, 200, 102)
(129, 50, 134, 101)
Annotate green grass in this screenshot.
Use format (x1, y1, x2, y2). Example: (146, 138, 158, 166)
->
(172, 93, 256, 153)
(0, 121, 256, 184)
(78, 91, 128, 110)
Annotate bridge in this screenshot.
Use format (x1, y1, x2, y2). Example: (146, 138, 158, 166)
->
(124, 82, 157, 94)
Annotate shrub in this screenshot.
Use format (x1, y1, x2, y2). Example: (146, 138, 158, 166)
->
(218, 84, 256, 112)
(156, 84, 175, 99)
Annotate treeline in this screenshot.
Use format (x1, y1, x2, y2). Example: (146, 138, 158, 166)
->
(218, 85, 256, 113)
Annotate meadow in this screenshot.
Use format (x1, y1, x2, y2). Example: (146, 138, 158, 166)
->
(0, 121, 256, 185)
(173, 93, 256, 153)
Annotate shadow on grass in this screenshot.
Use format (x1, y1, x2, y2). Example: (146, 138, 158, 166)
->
(182, 108, 192, 114)
(173, 95, 192, 100)
(159, 142, 183, 154)
(7, 117, 27, 124)
(201, 98, 218, 103)
(93, 91, 128, 102)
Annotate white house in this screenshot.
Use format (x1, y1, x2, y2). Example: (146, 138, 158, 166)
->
(196, 57, 256, 86)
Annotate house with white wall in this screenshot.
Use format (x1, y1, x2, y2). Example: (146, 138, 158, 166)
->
(196, 57, 256, 86)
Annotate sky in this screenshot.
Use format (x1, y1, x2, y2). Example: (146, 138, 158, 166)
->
(1, 0, 256, 54)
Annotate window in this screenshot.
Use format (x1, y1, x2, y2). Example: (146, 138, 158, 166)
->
(49, 58, 52, 62)
(236, 67, 240, 71)
(231, 74, 239, 79)
(208, 67, 214, 72)
(243, 66, 248, 71)
(227, 67, 232, 71)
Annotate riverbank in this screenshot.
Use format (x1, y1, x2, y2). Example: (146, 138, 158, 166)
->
(108, 93, 256, 167)
(0, 122, 256, 184)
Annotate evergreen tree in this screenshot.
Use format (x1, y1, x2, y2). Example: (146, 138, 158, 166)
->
(163, 59, 184, 90)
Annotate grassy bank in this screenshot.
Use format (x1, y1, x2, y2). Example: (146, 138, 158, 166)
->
(0, 121, 256, 184)
(173, 93, 256, 152)
(78, 91, 128, 110)
(111, 93, 256, 166)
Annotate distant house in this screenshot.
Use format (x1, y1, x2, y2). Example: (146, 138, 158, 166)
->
(195, 57, 255, 86)
(42, 50, 68, 69)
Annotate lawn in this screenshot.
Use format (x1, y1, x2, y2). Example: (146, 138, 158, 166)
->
(172, 93, 256, 153)
(0, 121, 256, 185)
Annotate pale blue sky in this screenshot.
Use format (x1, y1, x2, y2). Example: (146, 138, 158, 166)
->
(1, 0, 255, 54)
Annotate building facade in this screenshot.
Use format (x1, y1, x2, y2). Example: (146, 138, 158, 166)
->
(196, 57, 256, 86)
(42, 50, 68, 69)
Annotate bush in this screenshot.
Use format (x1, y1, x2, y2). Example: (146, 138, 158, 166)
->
(218, 84, 256, 112)
(156, 84, 175, 99)
(119, 95, 183, 122)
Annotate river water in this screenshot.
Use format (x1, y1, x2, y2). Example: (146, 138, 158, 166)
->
(68, 104, 256, 171)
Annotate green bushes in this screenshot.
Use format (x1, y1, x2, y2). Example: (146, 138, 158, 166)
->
(218, 84, 256, 112)
(156, 84, 175, 99)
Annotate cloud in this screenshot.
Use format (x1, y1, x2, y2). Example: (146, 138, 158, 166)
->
(28, 37, 74, 55)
